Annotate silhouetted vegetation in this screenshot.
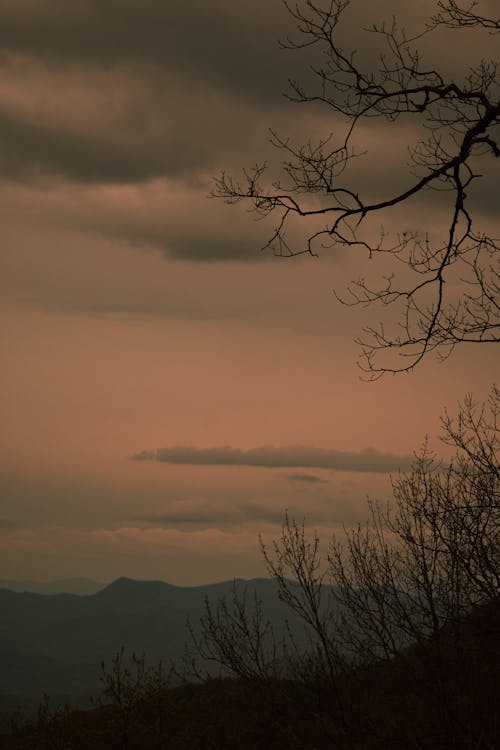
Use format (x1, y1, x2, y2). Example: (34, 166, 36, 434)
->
(2, 595, 498, 749)
(180, 387, 499, 748)
(3, 388, 498, 748)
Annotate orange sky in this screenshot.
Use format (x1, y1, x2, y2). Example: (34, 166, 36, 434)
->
(0, 0, 497, 584)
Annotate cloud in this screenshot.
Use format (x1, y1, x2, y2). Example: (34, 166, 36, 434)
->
(1, 0, 495, 270)
(135, 498, 229, 526)
(133, 498, 286, 527)
(130, 444, 413, 473)
(0, 176, 278, 263)
(0, 0, 295, 104)
(1, 0, 496, 191)
(1, 1, 487, 101)
(0, 56, 284, 184)
(287, 473, 329, 484)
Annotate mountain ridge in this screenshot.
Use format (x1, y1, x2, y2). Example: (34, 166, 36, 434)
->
(0, 578, 107, 596)
(0, 575, 292, 715)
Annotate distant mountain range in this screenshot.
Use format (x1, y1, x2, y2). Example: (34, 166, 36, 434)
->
(0, 577, 295, 722)
(0, 578, 107, 596)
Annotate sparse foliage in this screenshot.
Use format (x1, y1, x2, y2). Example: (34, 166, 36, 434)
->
(188, 386, 499, 747)
(34, 695, 72, 750)
(183, 584, 284, 682)
(213, 0, 500, 376)
(97, 649, 171, 749)
(328, 388, 498, 669)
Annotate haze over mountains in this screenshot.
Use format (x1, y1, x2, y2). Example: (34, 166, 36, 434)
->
(1, 579, 497, 748)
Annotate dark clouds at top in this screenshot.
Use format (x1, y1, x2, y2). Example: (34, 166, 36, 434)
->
(0, 59, 283, 184)
(0, 0, 496, 181)
(0, 0, 326, 264)
(3, 0, 493, 91)
(0, 0, 302, 188)
(1, 0, 483, 185)
(0, 0, 497, 261)
(0, 0, 294, 102)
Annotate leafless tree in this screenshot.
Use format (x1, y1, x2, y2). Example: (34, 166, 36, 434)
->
(328, 387, 498, 664)
(189, 387, 499, 746)
(97, 649, 171, 749)
(318, 386, 499, 746)
(183, 584, 285, 682)
(213, 0, 499, 377)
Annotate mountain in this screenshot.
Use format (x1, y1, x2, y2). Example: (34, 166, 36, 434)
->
(0, 578, 106, 596)
(2, 596, 497, 750)
(0, 577, 293, 718)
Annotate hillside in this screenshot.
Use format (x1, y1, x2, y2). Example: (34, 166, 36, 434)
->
(2, 597, 498, 749)
(0, 577, 295, 717)
(0, 579, 106, 596)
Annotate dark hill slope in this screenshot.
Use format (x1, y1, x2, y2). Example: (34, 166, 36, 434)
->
(2, 598, 498, 750)
(0, 577, 292, 703)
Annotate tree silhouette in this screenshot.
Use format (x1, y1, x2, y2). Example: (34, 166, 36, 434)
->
(189, 387, 499, 747)
(213, 0, 499, 376)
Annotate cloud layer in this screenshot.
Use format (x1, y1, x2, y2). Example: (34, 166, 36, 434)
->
(1, 0, 497, 585)
(131, 444, 412, 473)
(1, 0, 496, 265)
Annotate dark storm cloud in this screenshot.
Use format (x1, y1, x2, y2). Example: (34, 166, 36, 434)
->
(89, 214, 269, 262)
(2, 0, 490, 94)
(0, 0, 309, 185)
(1, 0, 495, 196)
(108, 217, 273, 262)
(0, 0, 497, 261)
(130, 445, 413, 473)
(0, 106, 165, 183)
(0, 0, 296, 104)
(163, 230, 265, 262)
(0, 67, 278, 183)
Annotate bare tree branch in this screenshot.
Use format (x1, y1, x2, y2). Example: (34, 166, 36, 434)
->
(213, 0, 499, 377)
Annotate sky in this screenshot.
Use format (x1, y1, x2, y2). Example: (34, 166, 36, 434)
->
(0, 0, 498, 585)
